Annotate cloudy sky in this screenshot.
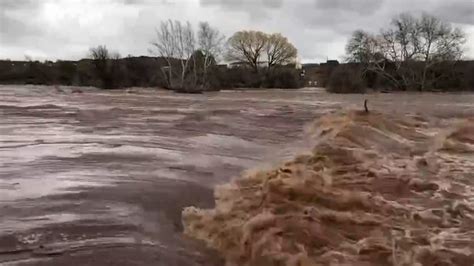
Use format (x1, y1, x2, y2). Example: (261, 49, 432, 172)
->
(1, 0, 473, 62)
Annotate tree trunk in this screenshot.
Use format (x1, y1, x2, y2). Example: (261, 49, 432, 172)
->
(252, 59, 259, 73)
(168, 67, 173, 87)
(421, 66, 428, 91)
(193, 56, 197, 87)
(180, 61, 186, 89)
(203, 55, 209, 86)
(421, 41, 433, 92)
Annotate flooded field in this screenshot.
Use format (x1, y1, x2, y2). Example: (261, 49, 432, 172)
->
(1, 85, 473, 265)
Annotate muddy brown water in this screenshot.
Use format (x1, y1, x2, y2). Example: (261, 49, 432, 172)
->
(1, 85, 473, 265)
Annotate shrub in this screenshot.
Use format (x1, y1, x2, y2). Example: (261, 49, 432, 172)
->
(264, 67, 302, 88)
(209, 66, 303, 89)
(212, 67, 261, 88)
(327, 66, 366, 93)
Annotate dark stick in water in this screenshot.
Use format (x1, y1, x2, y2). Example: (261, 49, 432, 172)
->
(364, 99, 369, 113)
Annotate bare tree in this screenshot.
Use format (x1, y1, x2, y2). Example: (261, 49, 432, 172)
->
(345, 13, 466, 91)
(151, 20, 196, 89)
(265, 33, 297, 67)
(175, 21, 195, 88)
(151, 20, 177, 88)
(345, 31, 401, 87)
(227, 31, 298, 71)
(417, 13, 465, 90)
(346, 30, 381, 64)
(89, 45, 110, 76)
(90, 45, 121, 89)
(385, 13, 420, 62)
(227, 31, 268, 71)
(198, 22, 224, 82)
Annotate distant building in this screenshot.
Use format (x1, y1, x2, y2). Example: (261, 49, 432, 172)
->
(228, 61, 269, 69)
(228, 60, 302, 69)
(302, 60, 340, 87)
(321, 60, 339, 67)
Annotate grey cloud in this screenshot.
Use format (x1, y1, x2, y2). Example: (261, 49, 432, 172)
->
(286, 0, 381, 35)
(261, 0, 283, 9)
(123, 0, 144, 4)
(376, 0, 474, 26)
(0, 16, 42, 44)
(199, 0, 284, 22)
(0, 0, 39, 10)
(315, 0, 384, 15)
(0, 0, 43, 46)
(433, 0, 474, 25)
(0, 0, 473, 61)
(123, 0, 175, 5)
(200, 0, 283, 9)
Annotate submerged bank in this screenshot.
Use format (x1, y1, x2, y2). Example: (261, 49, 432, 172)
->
(183, 110, 474, 265)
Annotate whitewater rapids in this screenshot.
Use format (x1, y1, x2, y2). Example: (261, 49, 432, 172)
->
(183, 110, 474, 266)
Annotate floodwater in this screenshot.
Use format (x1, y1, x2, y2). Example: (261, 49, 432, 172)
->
(1, 85, 473, 265)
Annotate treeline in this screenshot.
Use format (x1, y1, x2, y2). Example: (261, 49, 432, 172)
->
(1, 14, 472, 93)
(148, 21, 300, 92)
(327, 13, 473, 93)
(325, 61, 474, 93)
(0, 57, 303, 90)
(0, 20, 303, 91)
(0, 57, 168, 88)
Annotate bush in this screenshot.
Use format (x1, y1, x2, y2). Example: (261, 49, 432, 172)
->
(327, 66, 366, 93)
(212, 67, 261, 88)
(1, 57, 473, 92)
(264, 67, 302, 88)
(461, 64, 474, 91)
(210, 66, 303, 89)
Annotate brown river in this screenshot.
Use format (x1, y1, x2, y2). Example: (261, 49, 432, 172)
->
(1, 85, 473, 265)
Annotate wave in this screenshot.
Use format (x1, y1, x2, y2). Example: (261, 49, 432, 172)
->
(182, 111, 474, 266)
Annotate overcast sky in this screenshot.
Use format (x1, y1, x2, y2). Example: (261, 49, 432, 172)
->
(1, 0, 473, 63)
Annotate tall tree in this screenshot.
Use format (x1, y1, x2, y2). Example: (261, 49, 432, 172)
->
(151, 20, 195, 89)
(175, 21, 195, 88)
(227, 31, 298, 71)
(89, 45, 121, 89)
(198, 22, 224, 83)
(345, 13, 465, 91)
(90, 45, 109, 72)
(417, 13, 465, 90)
(227, 31, 268, 71)
(345, 30, 379, 64)
(150, 20, 177, 88)
(265, 33, 298, 67)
